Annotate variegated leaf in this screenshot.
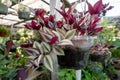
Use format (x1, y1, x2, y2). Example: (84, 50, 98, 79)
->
(38, 18, 44, 24)
(41, 42, 51, 53)
(24, 48, 40, 56)
(58, 39, 73, 46)
(43, 55, 53, 72)
(39, 31, 52, 42)
(63, 24, 70, 30)
(33, 41, 44, 53)
(34, 55, 43, 67)
(43, 27, 54, 36)
(52, 30, 62, 41)
(48, 21, 54, 29)
(26, 68, 42, 80)
(56, 28, 66, 37)
(65, 29, 76, 39)
(52, 46, 64, 55)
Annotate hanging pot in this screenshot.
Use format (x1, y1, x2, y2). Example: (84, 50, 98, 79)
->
(15, 67, 28, 80)
(58, 47, 90, 70)
(90, 49, 111, 62)
(18, 11, 30, 19)
(58, 36, 94, 70)
(0, 3, 8, 15)
(72, 36, 94, 51)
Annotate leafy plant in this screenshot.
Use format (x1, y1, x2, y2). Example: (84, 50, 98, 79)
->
(22, 0, 113, 73)
(0, 25, 10, 37)
(18, 3, 29, 12)
(58, 68, 76, 80)
(82, 63, 110, 80)
(0, 52, 17, 79)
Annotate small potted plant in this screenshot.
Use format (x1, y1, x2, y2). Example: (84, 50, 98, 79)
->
(18, 3, 30, 19)
(90, 44, 112, 62)
(0, 25, 10, 37)
(0, 0, 8, 14)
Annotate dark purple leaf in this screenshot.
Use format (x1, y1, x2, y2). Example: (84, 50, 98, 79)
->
(87, 1, 95, 15)
(6, 40, 13, 52)
(94, 0, 103, 14)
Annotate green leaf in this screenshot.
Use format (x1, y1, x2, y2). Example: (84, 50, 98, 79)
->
(0, 59, 9, 65)
(0, 54, 4, 60)
(43, 55, 53, 72)
(65, 29, 76, 39)
(58, 39, 73, 46)
(52, 46, 64, 55)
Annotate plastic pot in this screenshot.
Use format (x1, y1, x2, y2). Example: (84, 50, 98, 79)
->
(58, 47, 90, 70)
(0, 3, 8, 15)
(18, 11, 30, 19)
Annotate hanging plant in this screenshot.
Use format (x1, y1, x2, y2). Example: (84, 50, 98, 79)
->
(90, 44, 112, 62)
(0, 0, 8, 15)
(18, 3, 30, 19)
(0, 25, 10, 37)
(22, 0, 113, 73)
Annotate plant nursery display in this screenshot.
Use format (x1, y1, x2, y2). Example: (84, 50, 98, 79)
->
(0, 0, 118, 79)
(22, 0, 113, 75)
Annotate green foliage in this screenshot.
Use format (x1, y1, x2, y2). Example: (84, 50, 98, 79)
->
(0, 53, 17, 79)
(58, 68, 76, 80)
(110, 48, 120, 58)
(98, 26, 117, 44)
(18, 3, 29, 12)
(82, 63, 109, 80)
(99, 17, 119, 45)
(0, 25, 10, 37)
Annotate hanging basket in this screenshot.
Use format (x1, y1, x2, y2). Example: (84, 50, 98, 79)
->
(90, 48, 111, 62)
(72, 36, 94, 50)
(58, 47, 90, 70)
(0, 3, 8, 15)
(58, 36, 94, 70)
(18, 11, 30, 19)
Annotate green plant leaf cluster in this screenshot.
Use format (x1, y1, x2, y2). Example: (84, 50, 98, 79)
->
(58, 68, 76, 80)
(82, 63, 109, 80)
(0, 54, 17, 79)
(18, 3, 29, 12)
(0, 25, 10, 37)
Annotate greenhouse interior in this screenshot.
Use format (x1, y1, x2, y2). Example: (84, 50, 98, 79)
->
(0, 0, 120, 80)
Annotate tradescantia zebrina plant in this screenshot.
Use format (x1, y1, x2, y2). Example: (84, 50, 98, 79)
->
(22, 0, 113, 71)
